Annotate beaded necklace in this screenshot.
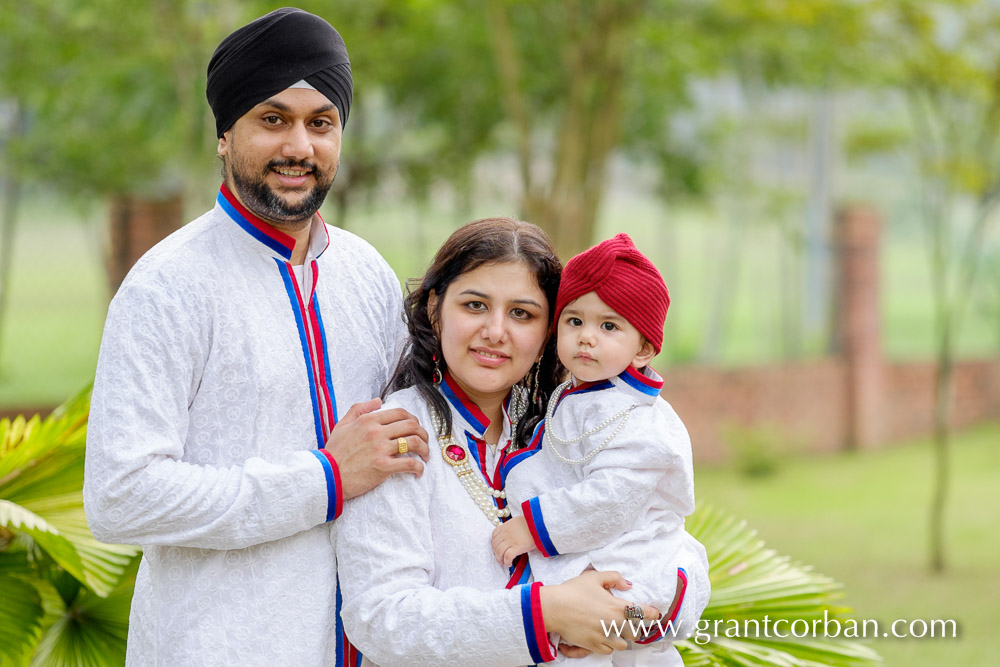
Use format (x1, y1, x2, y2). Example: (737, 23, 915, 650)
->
(431, 405, 510, 526)
(544, 380, 636, 464)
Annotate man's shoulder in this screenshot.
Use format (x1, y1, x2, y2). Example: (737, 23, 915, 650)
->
(321, 225, 392, 271)
(317, 225, 401, 304)
(111, 208, 226, 306)
(124, 209, 222, 282)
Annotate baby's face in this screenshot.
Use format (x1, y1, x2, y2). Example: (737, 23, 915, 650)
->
(556, 291, 647, 383)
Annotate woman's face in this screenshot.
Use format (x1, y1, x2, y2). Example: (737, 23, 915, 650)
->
(433, 261, 550, 409)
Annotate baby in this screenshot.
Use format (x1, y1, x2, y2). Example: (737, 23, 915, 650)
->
(494, 233, 710, 666)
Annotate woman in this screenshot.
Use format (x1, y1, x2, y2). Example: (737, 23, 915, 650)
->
(336, 218, 659, 666)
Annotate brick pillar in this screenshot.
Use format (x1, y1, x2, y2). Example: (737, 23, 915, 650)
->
(107, 194, 183, 295)
(837, 206, 884, 449)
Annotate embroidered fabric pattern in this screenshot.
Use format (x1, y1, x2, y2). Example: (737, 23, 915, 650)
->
(544, 380, 637, 464)
(335, 386, 552, 666)
(85, 194, 406, 664)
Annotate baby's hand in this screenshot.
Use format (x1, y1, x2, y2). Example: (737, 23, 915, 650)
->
(491, 516, 535, 567)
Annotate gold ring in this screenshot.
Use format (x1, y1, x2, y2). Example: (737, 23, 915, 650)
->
(397, 437, 409, 455)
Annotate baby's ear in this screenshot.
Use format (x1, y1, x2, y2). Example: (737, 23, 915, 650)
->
(631, 339, 657, 369)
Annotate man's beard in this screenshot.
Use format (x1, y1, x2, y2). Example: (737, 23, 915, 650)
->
(227, 154, 336, 226)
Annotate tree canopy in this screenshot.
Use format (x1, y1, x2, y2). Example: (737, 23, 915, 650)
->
(2, 0, 883, 255)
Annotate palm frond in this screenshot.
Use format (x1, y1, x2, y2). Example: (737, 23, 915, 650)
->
(27, 555, 138, 667)
(0, 391, 139, 596)
(0, 499, 87, 584)
(677, 505, 881, 666)
(0, 387, 90, 479)
(0, 575, 46, 663)
(1, 575, 75, 667)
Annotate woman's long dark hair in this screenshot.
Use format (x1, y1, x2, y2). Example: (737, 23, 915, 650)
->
(385, 217, 564, 448)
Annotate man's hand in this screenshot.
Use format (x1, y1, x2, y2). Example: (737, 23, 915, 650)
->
(324, 398, 430, 500)
(491, 516, 535, 567)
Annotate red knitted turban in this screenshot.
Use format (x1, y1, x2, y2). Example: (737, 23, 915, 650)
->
(554, 233, 670, 354)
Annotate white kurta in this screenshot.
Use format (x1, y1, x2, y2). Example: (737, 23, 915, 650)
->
(336, 376, 556, 667)
(504, 367, 711, 665)
(84, 184, 406, 666)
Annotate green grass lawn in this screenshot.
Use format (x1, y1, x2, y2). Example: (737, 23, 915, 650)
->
(0, 197, 107, 407)
(695, 423, 1000, 666)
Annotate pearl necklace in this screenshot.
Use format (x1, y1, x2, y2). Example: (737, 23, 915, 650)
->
(431, 406, 510, 526)
(544, 380, 636, 465)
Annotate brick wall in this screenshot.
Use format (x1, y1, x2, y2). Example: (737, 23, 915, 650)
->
(883, 359, 1000, 443)
(661, 358, 1000, 464)
(659, 361, 846, 463)
(660, 207, 1000, 464)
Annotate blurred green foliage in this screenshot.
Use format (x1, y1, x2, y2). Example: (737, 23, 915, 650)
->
(0, 390, 139, 665)
(0, 0, 223, 196)
(0, 0, 888, 255)
(722, 423, 794, 478)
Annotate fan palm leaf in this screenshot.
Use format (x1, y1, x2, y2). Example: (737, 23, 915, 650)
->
(1, 391, 139, 665)
(0, 573, 46, 663)
(676, 505, 881, 666)
(0, 389, 138, 596)
(26, 556, 138, 667)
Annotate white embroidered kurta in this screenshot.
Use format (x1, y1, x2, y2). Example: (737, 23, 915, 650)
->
(504, 367, 711, 665)
(336, 376, 556, 667)
(84, 184, 406, 666)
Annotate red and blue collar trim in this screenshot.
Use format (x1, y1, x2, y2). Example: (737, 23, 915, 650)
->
(617, 366, 664, 397)
(440, 373, 491, 436)
(554, 378, 614, 411)
(498, 420, 544, 483)
(217, 182, 331, 261)
(553, 367, 662, 414)
(218, 183, 296, 260)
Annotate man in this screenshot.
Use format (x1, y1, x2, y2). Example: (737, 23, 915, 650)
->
(84, 8, 428, 665)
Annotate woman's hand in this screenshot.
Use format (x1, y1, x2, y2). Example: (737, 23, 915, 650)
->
(538, 570, 661, 655)
(491, 517, 535, 566)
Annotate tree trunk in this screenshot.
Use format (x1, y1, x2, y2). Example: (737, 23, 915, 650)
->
(803, 90, 834, 341)
(0, 102, 24, 364)
(330, 188, 349, 230)
(490, 1, 636, 259)
(699, 201, 746, 363)
(106, 194, 184, 296)
(929, 316, 953, 573)
(780, 226, 802, 359)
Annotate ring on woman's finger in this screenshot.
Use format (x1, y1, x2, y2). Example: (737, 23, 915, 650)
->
(624, 603, 644, 621)
(396, 437, 409, 455)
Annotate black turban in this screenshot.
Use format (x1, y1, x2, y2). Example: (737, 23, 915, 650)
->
(206, 7, 352, 137)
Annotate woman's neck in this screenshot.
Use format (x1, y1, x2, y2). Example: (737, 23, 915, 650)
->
(481, 400, 504, 445)
(443, 373, 507, 445)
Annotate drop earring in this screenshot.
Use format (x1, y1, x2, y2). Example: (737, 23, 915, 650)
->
(530, 360, 543, 410)
(432, 353, 443, 385)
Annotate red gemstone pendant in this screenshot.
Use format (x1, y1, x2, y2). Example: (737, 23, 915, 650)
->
(446, 445, 466, 462)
